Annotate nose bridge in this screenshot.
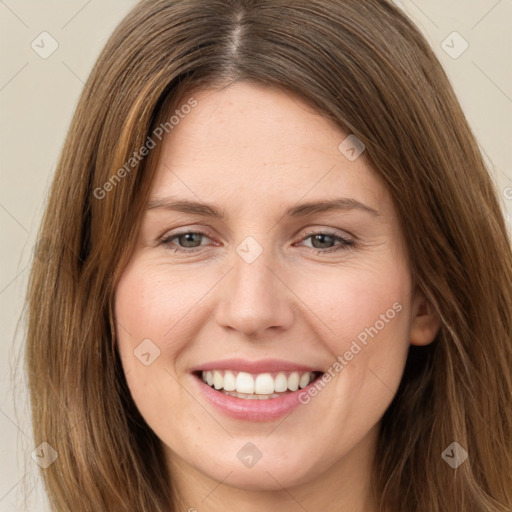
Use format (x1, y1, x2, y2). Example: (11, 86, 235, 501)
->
(215, 236, 294, 336)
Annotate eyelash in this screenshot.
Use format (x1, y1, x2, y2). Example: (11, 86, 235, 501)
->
(158, 228, 355, 254)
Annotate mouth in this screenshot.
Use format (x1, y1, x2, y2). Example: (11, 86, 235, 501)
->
(193, 369, 324, 400)
(191, 363, 326, 421)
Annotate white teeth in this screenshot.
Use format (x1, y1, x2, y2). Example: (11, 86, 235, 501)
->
(236, 372, 255, 394)
(213, 370, 223, 390)
(254, 373, 274, 394)
(299, 372, 311, 389)
(274, 372, 288, 392)
(223, 370, 236, 391)
(200, 369, 317, 397)
(287, 372, 300, 391)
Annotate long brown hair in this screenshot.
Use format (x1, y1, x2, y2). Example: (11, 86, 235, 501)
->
(24, 0, 512, 510)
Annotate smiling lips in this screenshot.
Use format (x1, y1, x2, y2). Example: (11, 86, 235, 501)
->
(191, 359, 325, 420)
(201, 370, 320, 399)
(193, 361, 325, 421)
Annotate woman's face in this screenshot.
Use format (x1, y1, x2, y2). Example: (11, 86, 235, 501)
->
(114, 82, 438, 499)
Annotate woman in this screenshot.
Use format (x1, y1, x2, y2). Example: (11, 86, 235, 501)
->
(25, 0, 512, 510)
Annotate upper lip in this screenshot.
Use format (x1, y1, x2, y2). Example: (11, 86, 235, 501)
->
(191, 358, 323, 374)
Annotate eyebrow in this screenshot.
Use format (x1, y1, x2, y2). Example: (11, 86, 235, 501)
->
(146, 197, 380, 218)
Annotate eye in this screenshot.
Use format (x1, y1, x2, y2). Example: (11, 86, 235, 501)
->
(296, 230, 355, 253)
(159, 230, 214, 252)
(158, 228, 355, 254)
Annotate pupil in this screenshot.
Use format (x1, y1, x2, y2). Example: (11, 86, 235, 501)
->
(180, 233, 201, 247)
(313, 234, 333, 249)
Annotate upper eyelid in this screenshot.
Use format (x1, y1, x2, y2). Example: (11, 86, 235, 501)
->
(160, 225, 353, 239)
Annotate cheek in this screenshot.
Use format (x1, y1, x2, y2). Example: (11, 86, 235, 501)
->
(113, 262, 195, 434)
(293, 256, 412, 416)
(293, 254, 411, 354)
(113, 263, 180, 407)
(114, 261, 210, 358)
(113, 260, 225, 419)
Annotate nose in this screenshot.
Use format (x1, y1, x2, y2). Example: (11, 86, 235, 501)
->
(215, 247, 295, 338)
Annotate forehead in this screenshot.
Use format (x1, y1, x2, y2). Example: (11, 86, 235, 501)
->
(149, 82, 391, 216)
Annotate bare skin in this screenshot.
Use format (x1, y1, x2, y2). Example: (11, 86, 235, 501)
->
(114, 82, 440, 512)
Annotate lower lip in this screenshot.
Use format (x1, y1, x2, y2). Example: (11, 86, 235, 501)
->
(193, 374, 321, 421)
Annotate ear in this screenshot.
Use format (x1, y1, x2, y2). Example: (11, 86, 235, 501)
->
(410, 289, 441, 346)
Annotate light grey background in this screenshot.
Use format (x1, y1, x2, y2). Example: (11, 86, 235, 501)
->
(1, 1, 511, 510)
